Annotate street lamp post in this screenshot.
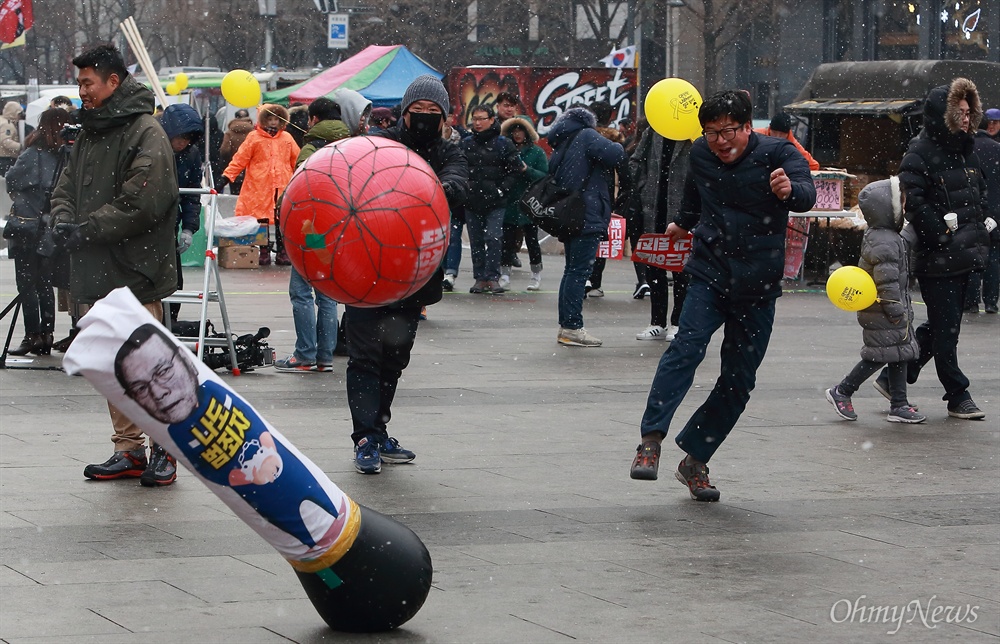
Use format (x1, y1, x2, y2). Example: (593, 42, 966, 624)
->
(666, 0, 685, 77)
(258, 0, 277, 70)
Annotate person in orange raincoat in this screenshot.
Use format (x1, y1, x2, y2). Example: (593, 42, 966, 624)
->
(219, 103, 300, 265)
(754, 112, 820, 171)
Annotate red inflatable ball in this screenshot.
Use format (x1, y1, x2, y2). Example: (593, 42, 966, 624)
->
(279, 137, 450, 307)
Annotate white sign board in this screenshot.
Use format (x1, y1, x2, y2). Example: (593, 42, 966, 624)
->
(327, 14, 349, 49)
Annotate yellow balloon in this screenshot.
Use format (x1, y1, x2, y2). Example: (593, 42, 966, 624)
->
(645, 78, 703, 142)
(166, 82, 180, 96)
(175, 73, 189, 91)
(826, 266, 877, 311)
(221, 70, 261, 109)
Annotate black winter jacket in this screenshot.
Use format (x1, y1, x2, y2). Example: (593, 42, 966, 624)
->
(677, 131, 816, 301)
(461, 121, 521, 211)
(899, 78, 990, 277)
(160, 104, 204, 235)
(973, 131, 1000, 244)
(375, 121, 469, 309)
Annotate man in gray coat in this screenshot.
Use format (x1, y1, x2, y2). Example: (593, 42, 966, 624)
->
(628, 128, 691, 341)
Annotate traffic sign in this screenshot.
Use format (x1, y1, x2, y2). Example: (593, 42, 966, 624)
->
(327, 14, 349, 49)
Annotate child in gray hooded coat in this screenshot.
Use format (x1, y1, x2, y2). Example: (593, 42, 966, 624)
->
(826, 176, 926, 423)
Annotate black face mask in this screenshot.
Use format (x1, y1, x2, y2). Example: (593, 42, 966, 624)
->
(264, 126, 279, 136)
(407, 112, 442, 143)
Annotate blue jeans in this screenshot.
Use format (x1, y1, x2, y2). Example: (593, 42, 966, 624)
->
(558, 232, 601, 329)
(640, 278, 777, 463)
(289, 268, 338, 364)
(445, 207, 465, 276)
(466, 206, 504, 281)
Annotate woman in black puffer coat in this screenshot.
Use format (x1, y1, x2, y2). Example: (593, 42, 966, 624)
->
(4, 108, 72, 356)
(895, 77, 990, 419)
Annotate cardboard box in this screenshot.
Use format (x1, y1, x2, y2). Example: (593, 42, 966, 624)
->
(216, 225, 268, 247)
(218, 245, 259, 269)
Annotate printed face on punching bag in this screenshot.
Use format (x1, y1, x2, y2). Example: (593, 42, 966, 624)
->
(118, 327, 199, 424)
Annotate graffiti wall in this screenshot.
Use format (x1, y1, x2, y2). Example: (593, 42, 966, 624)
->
(447, 66, 638, 149)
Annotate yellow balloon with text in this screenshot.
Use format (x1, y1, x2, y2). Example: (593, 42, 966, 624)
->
(166, 82, 180, 96)
(645, 78, 703, 142)
(221, 70, 261, 109)
(826, 266, 877, 311)
(175, 73, 189, 91)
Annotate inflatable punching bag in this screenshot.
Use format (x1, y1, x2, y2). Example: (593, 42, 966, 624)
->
(63, 288, 432, 633)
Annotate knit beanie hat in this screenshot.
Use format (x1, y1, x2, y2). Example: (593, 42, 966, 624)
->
(401, 75, 450, 115)
(769, 112, 792, 132)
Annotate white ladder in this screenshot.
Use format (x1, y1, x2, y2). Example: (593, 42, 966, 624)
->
(162, 187, 242, 374)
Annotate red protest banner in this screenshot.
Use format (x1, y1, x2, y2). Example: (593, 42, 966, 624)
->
(598, 214, 626, 259)
(631, 233, 692, 271)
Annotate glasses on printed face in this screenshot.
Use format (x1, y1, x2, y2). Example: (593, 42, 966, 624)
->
(125, 344, 182, 399)
(702, 126, 741, 142)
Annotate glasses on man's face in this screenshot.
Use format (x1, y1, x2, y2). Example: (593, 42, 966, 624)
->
(125, 345, 182, 400)
(702, 126, 741, 142)
(471, 116, 491, 122)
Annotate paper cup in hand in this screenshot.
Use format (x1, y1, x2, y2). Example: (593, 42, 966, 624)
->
(944, 212, 959, 231)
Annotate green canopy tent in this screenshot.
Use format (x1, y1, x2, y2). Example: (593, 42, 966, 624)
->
(262, 45, 440, 107)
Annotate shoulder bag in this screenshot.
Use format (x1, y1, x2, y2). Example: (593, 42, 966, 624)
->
(518, 130, 590, 240)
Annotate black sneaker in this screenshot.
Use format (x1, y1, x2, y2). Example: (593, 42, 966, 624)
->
(380, 437, 415, 464)
(629, 440, 660, 480)
(140, 445, 177, 487)
(675, 458, 720, 502)
(826, 386, 857, 421)
(84, 450, 147, 480)
(633, 283, 650, 299)
(948, 399, 986, 420)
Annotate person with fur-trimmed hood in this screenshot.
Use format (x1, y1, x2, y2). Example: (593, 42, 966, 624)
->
(219, 103, 300, 265)
(826, 177, 924, 424)
(546, 105, 630, 347)
(0, 101, 24, 174)
(499, 117, 548, 291)
(880, 77, 990, 420)
(219, 109, 254, 194)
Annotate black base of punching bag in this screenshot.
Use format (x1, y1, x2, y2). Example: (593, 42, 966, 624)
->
(295, 503, 433, 632)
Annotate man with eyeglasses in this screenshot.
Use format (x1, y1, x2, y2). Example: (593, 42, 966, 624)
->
(114, 323, 350, 552)
(879, 77, 989, 420)
(630, 89, 816, 501)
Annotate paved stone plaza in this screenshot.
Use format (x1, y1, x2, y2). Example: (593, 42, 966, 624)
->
(1, 255, 998, 643)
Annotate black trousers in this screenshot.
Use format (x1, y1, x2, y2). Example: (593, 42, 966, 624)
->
(647, 266, 688, 327)
(913, 273, 972, 403)
(13, 248, 54, 335)
(345, 305, 422, 446)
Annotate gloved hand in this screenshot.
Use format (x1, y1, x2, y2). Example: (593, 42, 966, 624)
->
(54, 222, 90, 251)
(178, 229, 194, 254)
(217, 176, 231, 191)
